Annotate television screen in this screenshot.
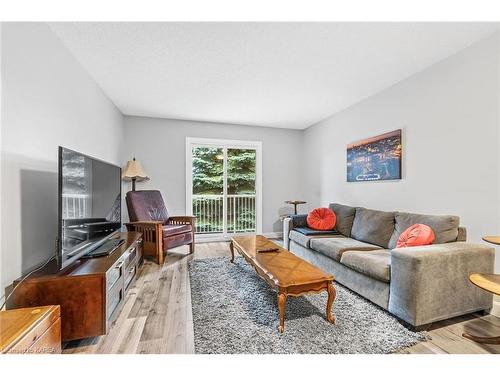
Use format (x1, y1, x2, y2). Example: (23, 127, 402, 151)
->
(58, 147, 121, 269)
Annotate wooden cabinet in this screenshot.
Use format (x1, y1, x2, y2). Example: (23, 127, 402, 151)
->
(0, 305, 61, 354)
(11, 232, 143, 342)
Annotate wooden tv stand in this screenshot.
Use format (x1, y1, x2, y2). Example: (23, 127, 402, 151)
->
(10, 231, 143, 342)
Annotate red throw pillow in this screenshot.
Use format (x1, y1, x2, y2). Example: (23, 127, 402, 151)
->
(397, 224, 435, 248)
(307, 208, 336, 231)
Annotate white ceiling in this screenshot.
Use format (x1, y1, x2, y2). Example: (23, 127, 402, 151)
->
(49, 22, 498, 129)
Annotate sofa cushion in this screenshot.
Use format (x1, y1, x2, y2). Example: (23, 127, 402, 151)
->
(388, 212, 460, 249)
(328, 203, 357, 237)
(289, 214, 308, 228)
(340, 249, 391, 283)
(289, 230, 312, 248)
(350, 207, 395, 248)
(289, 230, 342, 248)
(309, 237, 381, 262)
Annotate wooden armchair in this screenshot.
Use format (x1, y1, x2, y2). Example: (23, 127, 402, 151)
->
(125, 190, 195, 264)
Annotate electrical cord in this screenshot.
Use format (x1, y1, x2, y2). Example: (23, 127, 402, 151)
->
(0, 254, 56, 311)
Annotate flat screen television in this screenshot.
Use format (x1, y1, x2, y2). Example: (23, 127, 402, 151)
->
(57, 147, 122, 269)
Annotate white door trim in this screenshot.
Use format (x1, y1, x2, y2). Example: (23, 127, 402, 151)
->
(185, 137, 263, 236)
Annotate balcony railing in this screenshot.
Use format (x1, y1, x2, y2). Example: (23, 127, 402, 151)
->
(192, 194, 256, 234)
(62, 193, 88, 219)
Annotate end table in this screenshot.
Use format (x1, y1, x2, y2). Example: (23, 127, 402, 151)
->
(285, 200, 306, 215)
(461, 236, 500, 344)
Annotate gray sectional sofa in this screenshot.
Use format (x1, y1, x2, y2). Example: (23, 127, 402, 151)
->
(283, 203, 495, 328)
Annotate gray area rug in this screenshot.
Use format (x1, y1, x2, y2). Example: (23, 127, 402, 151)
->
(189, 256, 427, 354)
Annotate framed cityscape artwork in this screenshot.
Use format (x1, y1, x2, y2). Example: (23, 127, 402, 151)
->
(347, 129, 402, 182)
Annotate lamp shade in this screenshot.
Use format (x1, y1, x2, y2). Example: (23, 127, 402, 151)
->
(122, 158, 150, 182)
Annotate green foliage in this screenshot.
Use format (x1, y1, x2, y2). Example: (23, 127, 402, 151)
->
(192, 147, 223, 195)
(192, 147, 256, 195)
(227, 149, 256, 195)
(192, 147, 256, 233)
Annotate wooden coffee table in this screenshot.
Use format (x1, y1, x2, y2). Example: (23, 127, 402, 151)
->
(230, 235, 336, 333)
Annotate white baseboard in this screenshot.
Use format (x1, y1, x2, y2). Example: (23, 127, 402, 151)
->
(195, 232, 282, 244)
(195, 236, 229, 243)
(262, 232, 283, 239)
(491, 297, 500, 317)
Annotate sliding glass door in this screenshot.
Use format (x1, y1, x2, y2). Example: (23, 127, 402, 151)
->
(191, 145, 224, 233)
(186, 138, 262, 238)
(226, 148, 257, 233)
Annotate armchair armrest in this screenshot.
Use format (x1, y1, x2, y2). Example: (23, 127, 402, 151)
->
(126, 220, 164, 226)
(125, 221, 163, 231)
(124, 221, 164, 264)
(389, 242, 495, 326)
(167, 216, 196, 226)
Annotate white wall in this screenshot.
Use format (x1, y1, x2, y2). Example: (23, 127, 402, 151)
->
(303, 34, 500, 269)
(123, 116, 304, 234)
(494, 29, 500, 316)
(0, 24, 3, 294)
(0, 23, 124, 292)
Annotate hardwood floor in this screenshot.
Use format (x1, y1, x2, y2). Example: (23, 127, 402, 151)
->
(63, 241, 500, 354)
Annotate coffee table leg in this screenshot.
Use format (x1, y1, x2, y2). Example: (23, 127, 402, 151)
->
(278, 292, 287, 333)
(326, 281, 336, 324)
(229, 241, 234, 263)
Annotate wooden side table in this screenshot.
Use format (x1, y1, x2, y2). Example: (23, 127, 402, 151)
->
(0, 305, 61, 354)
(285, 200, 307, 215)
(461, 236, 500, 344)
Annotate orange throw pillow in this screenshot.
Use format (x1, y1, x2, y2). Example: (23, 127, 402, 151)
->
(307, 208, 336, 231)
(396, 224, 435, 248)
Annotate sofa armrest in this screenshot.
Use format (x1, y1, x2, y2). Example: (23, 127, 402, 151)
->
(283, 214, 308, 250)
(389, 242, 495, 326)
(283, 217, 292, 250)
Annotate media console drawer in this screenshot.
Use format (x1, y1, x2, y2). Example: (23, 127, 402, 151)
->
(106, 260, 124, 291)
(107, 282, 124, 321)
(124, 263, 137, 291)
(103, 236, 143, 330)
(125, 245, 138, 268)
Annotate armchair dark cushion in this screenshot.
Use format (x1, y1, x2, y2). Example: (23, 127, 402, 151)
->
(126, 190, 170, 223)
(162, 224, 192, 237)
(125, 190, 195, 264)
